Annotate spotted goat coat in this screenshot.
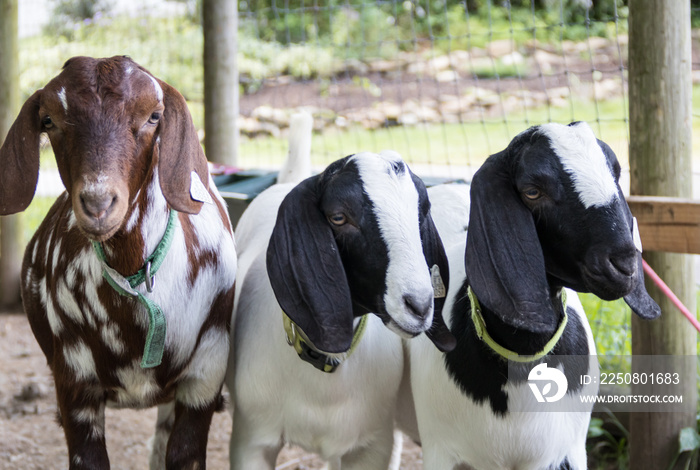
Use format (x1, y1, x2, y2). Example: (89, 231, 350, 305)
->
(0, 56, 236, 470)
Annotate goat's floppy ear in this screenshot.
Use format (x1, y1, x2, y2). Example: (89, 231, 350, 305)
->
(267, 177, 355, 354)
(619, 197, 662, 320)
(156, 80, 210, 214)
(0, 90, 42, 215)
(624, 255, 661, 319)
(599, 141, 661, 320)
(465, 153, 559, 334)
(412, 173, 456, 352)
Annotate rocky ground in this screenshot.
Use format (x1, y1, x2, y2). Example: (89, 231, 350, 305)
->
(236, 36, 649, 138)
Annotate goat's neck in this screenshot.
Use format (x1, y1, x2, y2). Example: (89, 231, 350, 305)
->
(98, 169, 171, 276)
(446, 281, 587, 414)
(470, 283, 566, 356)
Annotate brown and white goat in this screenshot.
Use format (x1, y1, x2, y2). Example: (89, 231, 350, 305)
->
(0, 56, 236, 469)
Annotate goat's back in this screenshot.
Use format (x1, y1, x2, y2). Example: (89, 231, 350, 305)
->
(426, 183, 470, 250)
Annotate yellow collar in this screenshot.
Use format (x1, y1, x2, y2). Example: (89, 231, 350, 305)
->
(282, 312, 369, 373)
(467, 286, 568, 363)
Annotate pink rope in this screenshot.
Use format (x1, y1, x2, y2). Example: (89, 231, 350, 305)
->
(642, 259, 700, 332)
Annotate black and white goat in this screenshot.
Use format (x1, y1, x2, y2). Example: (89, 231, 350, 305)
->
(397, 121, 661, 469)
(0, 56, 236, 469)
(225, 116, 454, 469)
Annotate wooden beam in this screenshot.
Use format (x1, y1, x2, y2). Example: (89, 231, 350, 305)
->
(627, 196, 700, 254)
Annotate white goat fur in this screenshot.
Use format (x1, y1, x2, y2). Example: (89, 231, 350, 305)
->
(398, 232, 596, 469)
(397, 124, 618, 470)
(227, 190, 405, 468)
(226, 119, 436, 468)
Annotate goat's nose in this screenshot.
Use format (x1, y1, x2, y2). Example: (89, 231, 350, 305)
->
(403, 293, 432, 319)
(81, 192, 116, 220)
(609, 252, 637, 277)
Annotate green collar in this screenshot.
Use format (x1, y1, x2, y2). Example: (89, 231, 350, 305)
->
(467, 285, 568, 363)
(92, 209, 178, 368)
(282, 312, 369, 373)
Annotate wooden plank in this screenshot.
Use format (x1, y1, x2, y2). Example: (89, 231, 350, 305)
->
(627, 196, 700, 254)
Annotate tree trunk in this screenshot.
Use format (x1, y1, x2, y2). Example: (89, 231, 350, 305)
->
(0, 0, 22, 309)
(202, 0, 239, 166)
(628, 0, 696, 468)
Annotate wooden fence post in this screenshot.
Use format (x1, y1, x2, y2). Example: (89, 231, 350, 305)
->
(628, 0, 696, 468)
(202, 0, 239, 166)
(0, 0, 22, 309)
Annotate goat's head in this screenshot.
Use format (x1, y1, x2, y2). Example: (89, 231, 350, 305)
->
(0, 55, 209, 241)
(267, 151, 455, 354)
(465, 121, 661, 335)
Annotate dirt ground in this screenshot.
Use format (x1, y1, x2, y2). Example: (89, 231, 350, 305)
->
(0, 312, 424, 470)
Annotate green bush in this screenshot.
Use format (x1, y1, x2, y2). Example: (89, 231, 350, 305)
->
(46, 0, 114, 38)
(239, 1, 627, 56)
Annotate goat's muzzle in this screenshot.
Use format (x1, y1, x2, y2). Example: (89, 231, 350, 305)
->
(382, 287, 435, 338)
(72, 183, 129, 241)
(403, 293, 433, 323)
(582, 244, 638, 300)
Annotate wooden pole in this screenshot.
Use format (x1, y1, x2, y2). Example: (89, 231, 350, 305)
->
(628, 0, 696, 468)
(202, 0, 239, 166)
(0, 0, 22, 309)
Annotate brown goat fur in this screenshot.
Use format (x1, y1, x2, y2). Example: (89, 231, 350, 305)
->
(0, 56, 237, 469)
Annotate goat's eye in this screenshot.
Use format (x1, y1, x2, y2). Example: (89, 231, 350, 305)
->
(148, 112, 161, 124)
(523, 188, 542, 200)
(41, 116, 53, 129)
(328, 213, 347, 226)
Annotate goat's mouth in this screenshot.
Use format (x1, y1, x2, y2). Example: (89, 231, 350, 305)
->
(74, 213, 124, 242)
(72, 188, 129, 242)
(581, 262, 636, 301)
(386, 318, 424, 339)
(375, 307, 433, 339)
(79, 223, 122, 242)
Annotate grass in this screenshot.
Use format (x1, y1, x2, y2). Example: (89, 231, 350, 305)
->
(237, 92, 632, 171)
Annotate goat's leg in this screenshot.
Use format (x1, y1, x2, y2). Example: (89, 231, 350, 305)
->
(55, 380, 109, 470)
(325, 457, 342, 470)
(561, 448, 586, 469)
(338, 424, 395, 470)
(228, 408, 282, 470)
(149, 402, 176, 470)
(164, 399, 217, 470)
(388, 430, 404, 470)
(421, 443, 459, 470)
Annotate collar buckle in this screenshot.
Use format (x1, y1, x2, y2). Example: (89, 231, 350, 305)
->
(285, 321, 296, 346)
(145, 261, 155, 293)
(282, 312, 369, 373)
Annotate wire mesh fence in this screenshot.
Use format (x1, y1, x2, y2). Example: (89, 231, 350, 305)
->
(236, 0, 635, 176)
(19, 0, 638, 171)
(13, 0, 700, 358)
